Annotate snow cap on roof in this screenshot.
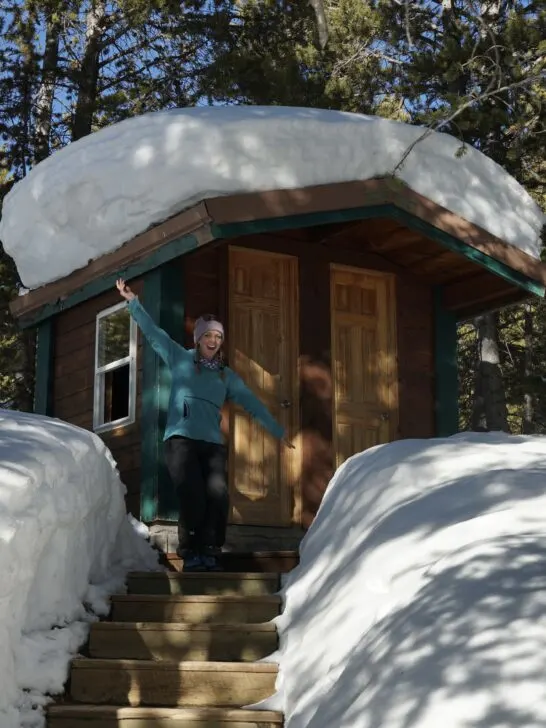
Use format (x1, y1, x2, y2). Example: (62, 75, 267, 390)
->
(0, 106, 543, 289)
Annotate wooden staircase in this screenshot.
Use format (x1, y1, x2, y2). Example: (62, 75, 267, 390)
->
(47, 551, 298, 727)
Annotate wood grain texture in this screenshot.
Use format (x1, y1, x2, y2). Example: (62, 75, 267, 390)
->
(111, 594, 282, 625)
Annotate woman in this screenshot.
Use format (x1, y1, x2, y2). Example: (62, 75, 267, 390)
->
(116, 278, 294, 572)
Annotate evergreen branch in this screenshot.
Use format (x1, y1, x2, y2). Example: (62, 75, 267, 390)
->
(392, 75, 543, 175)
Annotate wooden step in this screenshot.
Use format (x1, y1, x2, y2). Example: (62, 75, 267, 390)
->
(111, 594, 281, 624)
(89, 622, 278, 662)
(162, 551, 298, 574)
(127, 572, 280, 597)
(70, 659, 278, 707)
(47, 704, 283, 727)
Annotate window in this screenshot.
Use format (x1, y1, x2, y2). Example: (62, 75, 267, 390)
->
(93, 301, 137, 432)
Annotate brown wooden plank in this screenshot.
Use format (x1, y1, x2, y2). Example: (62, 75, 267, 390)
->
(55, 279, 145, 337)
(110, 593, 282, 625)
(396, 279, 435, 439)
(106, 442, 141, 473)
(47, 704, 283, 727)
(205, 178, 393, 224)
(125, 491, 141, 519)
(69, 658, 277, 708)
(54, 387, 93, 420)
(54, 346, 95, 378)
(10, 207, 211, 320)
(393, 187, 546, 285)
(55, 325, 95, 358)
(183, 247, 222, 346)
(89, 621, 277, 662)
(443, 270, 520, 312)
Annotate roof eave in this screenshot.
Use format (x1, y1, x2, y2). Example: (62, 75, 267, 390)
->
(10, 177, 546, 328)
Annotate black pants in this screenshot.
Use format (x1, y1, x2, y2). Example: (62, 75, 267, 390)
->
(164, 436, 229, 553)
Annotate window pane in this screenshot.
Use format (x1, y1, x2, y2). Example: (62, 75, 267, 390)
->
(103, 364, 130, 423)
(98, 308, 130, 367)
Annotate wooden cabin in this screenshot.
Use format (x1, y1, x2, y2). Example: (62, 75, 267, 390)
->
(10, 177, 546, 552)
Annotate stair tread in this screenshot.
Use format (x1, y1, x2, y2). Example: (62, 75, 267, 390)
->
(48, 704, 283, 721)
(166, 551, 296, 558)
(72, 658, 278, 671)
(130, 572, 279, 580)
(94, 622, 276, 632)
(112, 594, 281, 603)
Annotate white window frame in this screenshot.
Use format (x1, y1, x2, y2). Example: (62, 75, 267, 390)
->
(93, 301, 138, 433)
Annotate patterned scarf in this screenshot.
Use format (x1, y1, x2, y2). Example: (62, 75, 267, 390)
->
(198, 355, 221, 371)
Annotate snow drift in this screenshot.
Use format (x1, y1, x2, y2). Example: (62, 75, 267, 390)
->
(272, 433, 546, 728)
(1, 106, 543, 290)
(0, 409, 160, 728)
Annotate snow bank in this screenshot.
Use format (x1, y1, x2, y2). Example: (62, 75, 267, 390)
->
(271, 433, 546, 728)
(0, 409, 161, 728)
(1, 106, 543, 290)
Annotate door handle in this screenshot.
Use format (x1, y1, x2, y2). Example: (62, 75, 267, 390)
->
(280, 400, 292, 408)
(380, 412, 390, 421)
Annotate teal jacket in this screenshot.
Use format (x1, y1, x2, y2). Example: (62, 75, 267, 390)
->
(127, 298, 285, 445)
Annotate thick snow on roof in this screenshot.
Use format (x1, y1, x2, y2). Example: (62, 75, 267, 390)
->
(268, 433, 546, 728)
(0, 106, 543, 289)
(0, 409, 160, 728)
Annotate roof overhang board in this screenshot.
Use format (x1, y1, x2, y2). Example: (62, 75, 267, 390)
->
(10, 178, 545, 329)
(14, 231, 204, 328)
(388, 208, 545, 298)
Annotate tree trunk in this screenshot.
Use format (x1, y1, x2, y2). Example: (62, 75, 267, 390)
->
(522, 303, 534, 434)
(14, 3, 38, 175)
(471, 312, 510, 432)
(34, 10, 62, 164)
(72, 0, 106, 141)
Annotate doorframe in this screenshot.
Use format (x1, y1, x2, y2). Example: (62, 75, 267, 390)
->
(227, 245, 302, 527)
(329, 263, 399, 464)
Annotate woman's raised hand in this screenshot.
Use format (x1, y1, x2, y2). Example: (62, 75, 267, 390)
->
(116, 278, 136, 301)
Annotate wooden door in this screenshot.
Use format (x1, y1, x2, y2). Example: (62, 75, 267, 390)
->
(331, 265, 398, 468)
(228, 247, 300, 527)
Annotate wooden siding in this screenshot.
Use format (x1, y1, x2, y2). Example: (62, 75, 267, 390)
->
(52, 280, 145, 517)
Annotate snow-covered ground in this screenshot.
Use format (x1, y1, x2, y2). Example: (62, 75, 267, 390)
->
(0, 409, 160, 728)
(269, 432, 546, 728)
(4, 409, 546, 728)
(1, 106, 543, 290)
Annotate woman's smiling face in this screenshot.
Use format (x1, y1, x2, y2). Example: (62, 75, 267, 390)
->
(199, 329, 224, 360)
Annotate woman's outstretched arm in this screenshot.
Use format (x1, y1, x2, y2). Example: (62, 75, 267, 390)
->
(116, 278, 187, 367)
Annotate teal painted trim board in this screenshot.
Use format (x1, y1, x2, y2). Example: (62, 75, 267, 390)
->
(156, 262, 185, 521)
(18, 232, 199, 330)
(140, 270, 162, 522)
(210, 204, 393, 239)
(388, 207, 545, 298)
(33, 318, 54, 415)
(140, 261, 184, 523)
(434, 287, 459, 436)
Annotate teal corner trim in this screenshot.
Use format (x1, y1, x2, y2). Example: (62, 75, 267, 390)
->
(140, 261, 184, 523)
(33, 318, 54, 415)
(434, 287, 459, 437)
(19, 232, 198, 329)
